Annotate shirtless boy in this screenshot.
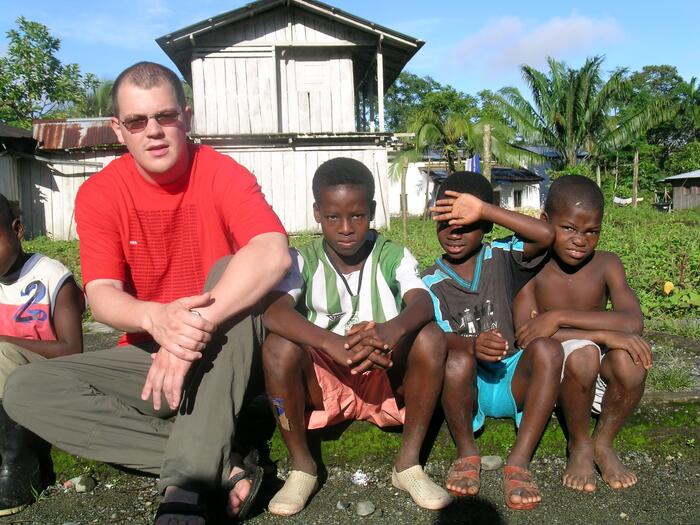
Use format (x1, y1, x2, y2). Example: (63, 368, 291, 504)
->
(514, 175, 651, 493)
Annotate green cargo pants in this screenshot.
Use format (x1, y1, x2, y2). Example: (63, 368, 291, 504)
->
(3, 256, 264, 493)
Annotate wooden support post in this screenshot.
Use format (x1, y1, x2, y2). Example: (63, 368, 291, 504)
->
(377, 36, 385, 132)
(483, 123, 492, 181)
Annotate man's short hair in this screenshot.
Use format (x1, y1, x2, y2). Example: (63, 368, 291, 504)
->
(436, 171, 493, 203)
(312, 158, 375, 203)
(0, 194, 19, 229)
(112, 62, 186, 116)
(544, 175, 604, 217)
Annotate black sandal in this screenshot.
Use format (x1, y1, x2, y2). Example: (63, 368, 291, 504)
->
(223, 449, 264, 521)
(154, 500, 207, 523)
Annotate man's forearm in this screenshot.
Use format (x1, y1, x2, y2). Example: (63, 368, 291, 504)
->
(87, 282, 160, 333)
(196, 232, 291, 325)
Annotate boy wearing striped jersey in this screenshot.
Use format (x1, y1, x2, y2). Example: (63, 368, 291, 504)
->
(424, 173, 558, 511)
(263, 158, 451, 515)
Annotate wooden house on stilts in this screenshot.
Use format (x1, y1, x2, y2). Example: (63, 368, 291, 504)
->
(157, 0, 424, 232)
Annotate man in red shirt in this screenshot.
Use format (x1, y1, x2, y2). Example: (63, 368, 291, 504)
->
(4, 62, 291, 524)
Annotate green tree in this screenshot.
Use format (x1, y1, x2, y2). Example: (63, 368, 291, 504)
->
(496, 56, 671, 168)
(384, 71, 441, 132)
(0, 17, 97, 128)
(78, 79, 114, 117)
(667, 141, 700, 174)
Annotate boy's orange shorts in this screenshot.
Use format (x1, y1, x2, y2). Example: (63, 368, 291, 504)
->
(305, 347, 405, 430)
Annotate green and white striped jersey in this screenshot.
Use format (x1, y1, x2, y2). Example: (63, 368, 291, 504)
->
(277, 232, 427, 335)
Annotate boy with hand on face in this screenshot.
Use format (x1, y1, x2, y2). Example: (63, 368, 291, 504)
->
(514, 175, 651, 493)
(0, 195, 83, 516)
(263, 157, 451, 516)
(422, 172, 558, 510)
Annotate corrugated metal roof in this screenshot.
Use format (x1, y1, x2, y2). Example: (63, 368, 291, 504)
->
(32, 118, 120, 150)
(0, 123, 33, 139)
(663, 170, 700, 181)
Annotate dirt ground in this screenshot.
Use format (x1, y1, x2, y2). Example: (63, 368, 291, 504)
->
(2, 451, 698, 525)
(1, 326, 698, 525)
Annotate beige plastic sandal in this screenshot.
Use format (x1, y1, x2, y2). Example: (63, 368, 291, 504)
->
(268, 470, 319, 516)
(392, 465, 452, 510)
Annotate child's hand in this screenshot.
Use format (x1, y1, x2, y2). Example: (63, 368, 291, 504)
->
(344, 321, 394, 374)
(475, 330, 508, 362)
(515, 311, 560, 348)
(430, 190, 484, 226)
(604, 332, 653, 369)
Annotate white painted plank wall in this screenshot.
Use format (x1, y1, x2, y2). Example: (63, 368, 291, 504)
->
(219, 146, 389, 233)
(0, 156, 22, 202)
(19, 152, 120, 240)
(196, 9, 374, 48)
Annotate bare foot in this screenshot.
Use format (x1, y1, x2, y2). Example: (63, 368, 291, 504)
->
(563, 442, 597, 492)
(593, 441, 638, 489)
(226, 466, 252, 517)
(156, 486, 204, 525)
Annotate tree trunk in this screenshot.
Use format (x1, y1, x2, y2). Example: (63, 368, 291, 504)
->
(614, 155, 619, 205)
(632, 149, 639, 208)
(483, 124, 492, 181)
(596, 164, 601, 187)
(401, 163, 408, 241)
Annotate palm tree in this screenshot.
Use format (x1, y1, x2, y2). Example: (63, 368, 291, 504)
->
(407, 107, 535, 173)
(81, 80, 114, 117)
(497, 56, 673, 168)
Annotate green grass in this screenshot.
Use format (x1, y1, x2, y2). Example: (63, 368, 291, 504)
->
(646, 343, 695, 391)
(265, 403, 700, 470)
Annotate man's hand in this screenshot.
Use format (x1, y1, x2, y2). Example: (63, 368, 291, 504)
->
(144, 293, 217, 361)
(475, 330, 508, 362)
(430, 190, 484, 226)
(141, 348, 194, 411)
(604, 332, 653, 369)
(515, 311, 560, 348)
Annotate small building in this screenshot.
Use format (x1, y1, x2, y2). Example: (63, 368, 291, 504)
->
(157, 0, 424, 232)
(662, 170, 700, 210)
(0, 123, 35, 204)
(16, 0, 423, 240)
(491, 166, 542, 210)
(388, 161, 542, 216)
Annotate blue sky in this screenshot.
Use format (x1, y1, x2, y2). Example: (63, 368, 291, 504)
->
(1, 0, 697, 97)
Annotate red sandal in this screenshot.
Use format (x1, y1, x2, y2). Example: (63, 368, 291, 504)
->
(445, 456, 481, 496)
(503, 465, 541, 510)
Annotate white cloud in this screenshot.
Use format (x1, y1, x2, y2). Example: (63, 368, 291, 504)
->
(453, 12, 625, 74)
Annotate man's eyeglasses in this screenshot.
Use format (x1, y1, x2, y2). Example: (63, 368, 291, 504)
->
(120, 110, 181, 133)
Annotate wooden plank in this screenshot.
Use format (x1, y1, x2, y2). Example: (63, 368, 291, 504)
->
(273, 152, 287, 227)
(225, 59, 240, 133)
(292, 150, 307, 232)
(246, 58, 262, 133)
(377, 44, 385, 132)
(214, 58, 229, 134)
(329, 52, 342, 132)
(203, 59, 219, 134)
(287, 53, 300, 132)
(339, 54, 355, 131)
(258, 56, 275, 132)
(278, 51, 289, 132)
(191, 58, 207, 135)
(234, 58, 251, 133)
